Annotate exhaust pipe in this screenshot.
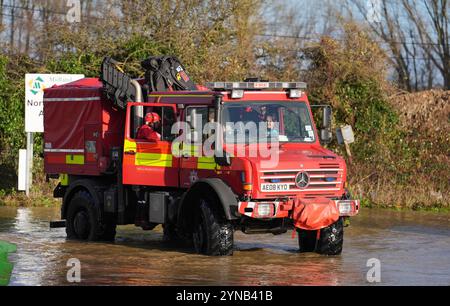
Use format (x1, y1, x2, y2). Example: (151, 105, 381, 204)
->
(131, 79, 144, 133)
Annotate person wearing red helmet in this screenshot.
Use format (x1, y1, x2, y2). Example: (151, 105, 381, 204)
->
(137, 112, 161, 141)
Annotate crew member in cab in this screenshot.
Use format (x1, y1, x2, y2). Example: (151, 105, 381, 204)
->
(137, 112, 161, 141)
(265, 114, 279, 138)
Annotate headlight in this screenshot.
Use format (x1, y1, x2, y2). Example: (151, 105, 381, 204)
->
(256, 203, 274, 218)
(335, 200, 359, 216)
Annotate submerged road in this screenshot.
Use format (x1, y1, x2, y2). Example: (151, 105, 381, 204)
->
(0, 206, 449, 285)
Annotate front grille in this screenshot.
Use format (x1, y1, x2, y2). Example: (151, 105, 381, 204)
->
(259, 163, 343, 193)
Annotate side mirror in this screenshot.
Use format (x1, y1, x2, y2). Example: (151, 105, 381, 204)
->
(322, 107, 331, 129)
(320, 106, 332, 144)
(320, 129, 332, 143)
(214, 150, 231, 166)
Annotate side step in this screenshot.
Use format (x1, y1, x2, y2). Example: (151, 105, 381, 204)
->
(50, 220, 66, 228)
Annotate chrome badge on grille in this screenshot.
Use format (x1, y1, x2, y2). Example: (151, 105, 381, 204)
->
(295, 171, 310, 188)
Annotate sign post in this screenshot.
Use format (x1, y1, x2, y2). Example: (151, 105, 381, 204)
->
(25, 133, 33, 196)
(18, 149, 27, 191)
(23, 74, 84, 196)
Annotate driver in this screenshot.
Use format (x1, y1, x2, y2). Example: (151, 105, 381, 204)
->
(137, 112, 161, 141)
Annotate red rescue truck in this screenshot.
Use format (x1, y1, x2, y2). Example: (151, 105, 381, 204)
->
(44, 61, 359, 256)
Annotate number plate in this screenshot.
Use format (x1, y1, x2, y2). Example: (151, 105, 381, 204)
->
(260, 183, 289, 192)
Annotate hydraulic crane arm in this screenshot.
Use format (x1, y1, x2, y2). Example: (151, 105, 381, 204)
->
(100, 57, 143, 110)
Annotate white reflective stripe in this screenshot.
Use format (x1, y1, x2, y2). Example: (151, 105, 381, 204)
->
(239, 201, 282, 218)
(44, 149, 85, 153)
(308, 181, 342, 185)
(264, 188, 341, 192)
(239, 202, 254, 217)
(277, 182, 342, 186)
(44, 97, 101, 102)
(260, 169, 342, 173)
(221, 91, 291, 95)
(261, 175, 296, 179)
(244, 91, 294, 94)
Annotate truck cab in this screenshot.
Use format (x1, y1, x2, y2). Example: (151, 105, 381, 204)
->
(45, 78, 358, 256)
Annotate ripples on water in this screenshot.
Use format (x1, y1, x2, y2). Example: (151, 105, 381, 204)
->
(0, 207, 449, 285)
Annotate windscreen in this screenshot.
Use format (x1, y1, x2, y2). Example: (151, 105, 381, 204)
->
(221, 101, 315, 143)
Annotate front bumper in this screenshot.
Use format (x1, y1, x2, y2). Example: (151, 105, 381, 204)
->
(238, 199, 360, 219)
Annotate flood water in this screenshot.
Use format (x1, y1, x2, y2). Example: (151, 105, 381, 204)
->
(0, 206, 449, 286)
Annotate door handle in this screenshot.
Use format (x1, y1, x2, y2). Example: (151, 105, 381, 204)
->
(124, 150, 136, 155)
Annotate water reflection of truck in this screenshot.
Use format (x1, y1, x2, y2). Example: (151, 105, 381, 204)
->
(44, 58, 359, 256)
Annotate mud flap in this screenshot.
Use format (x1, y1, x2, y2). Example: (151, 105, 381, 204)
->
(292, 198, 340, 230)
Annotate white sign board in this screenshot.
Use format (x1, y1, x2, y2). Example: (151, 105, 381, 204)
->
(25, 74, 85, 132)
(341, 125, 355, 144)
(336, 125, 355, 145)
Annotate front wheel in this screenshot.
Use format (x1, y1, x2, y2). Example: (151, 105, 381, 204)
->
(192, 196, 234, 256)
(297, 218, 344, 255)
(297, 229, 317, 252)
(316, 218, 344, 255)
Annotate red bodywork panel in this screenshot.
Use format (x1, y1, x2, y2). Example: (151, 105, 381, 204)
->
(139, 91, 346, 199)
(44, 80, 354, 230)
(44, 78, 124, 176)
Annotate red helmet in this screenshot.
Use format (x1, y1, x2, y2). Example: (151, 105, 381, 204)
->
(145, 112, 160, 123)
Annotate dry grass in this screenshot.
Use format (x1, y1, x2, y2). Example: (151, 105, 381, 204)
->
(0, 157, 60, 207)
(348, 89, 450, 211)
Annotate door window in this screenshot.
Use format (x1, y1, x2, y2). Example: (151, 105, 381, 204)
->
(130, 105, 177, 142)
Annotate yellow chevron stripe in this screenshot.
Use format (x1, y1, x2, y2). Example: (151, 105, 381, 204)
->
(66, 154, 84, 165)
(59, 174, 69, 186)
(135, 152, 173, 167)
(197, 156, 221, 170)
(124, 139, 137, 152)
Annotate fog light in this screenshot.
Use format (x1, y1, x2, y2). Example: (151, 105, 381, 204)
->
(338, 201, 352, 215)
(256, 203, 273, 218)
(335, 200, 359, 216)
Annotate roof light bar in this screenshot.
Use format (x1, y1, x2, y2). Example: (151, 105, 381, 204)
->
(231, 89, 244, 99)
(205, 81, 307, 91)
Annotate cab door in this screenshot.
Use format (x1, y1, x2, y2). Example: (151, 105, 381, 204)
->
(122, 102, 180, 187)
(179, 105, 219, 188)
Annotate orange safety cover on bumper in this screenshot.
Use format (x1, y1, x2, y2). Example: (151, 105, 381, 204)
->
(292, 198, 340, 231)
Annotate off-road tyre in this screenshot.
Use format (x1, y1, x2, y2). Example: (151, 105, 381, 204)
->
(297, 229, 317, 252)
(316, 218, 344, 255)
(66, 190, 116, 241)
(192, 195, 234, 256)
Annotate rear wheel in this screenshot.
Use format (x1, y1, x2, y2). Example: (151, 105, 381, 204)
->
(66, 190, 116, 241)
(192, 196, 234, 256)
(162, 223, 182, 243)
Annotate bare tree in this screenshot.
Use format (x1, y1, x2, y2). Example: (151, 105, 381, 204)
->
(346, 0, 414, 90)
(345, 0, 449, 90)
(402, 0, 449, 89)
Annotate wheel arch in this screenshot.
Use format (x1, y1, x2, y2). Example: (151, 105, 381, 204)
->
(62, 178, 105, 221)
(177, 178, 239, 232)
